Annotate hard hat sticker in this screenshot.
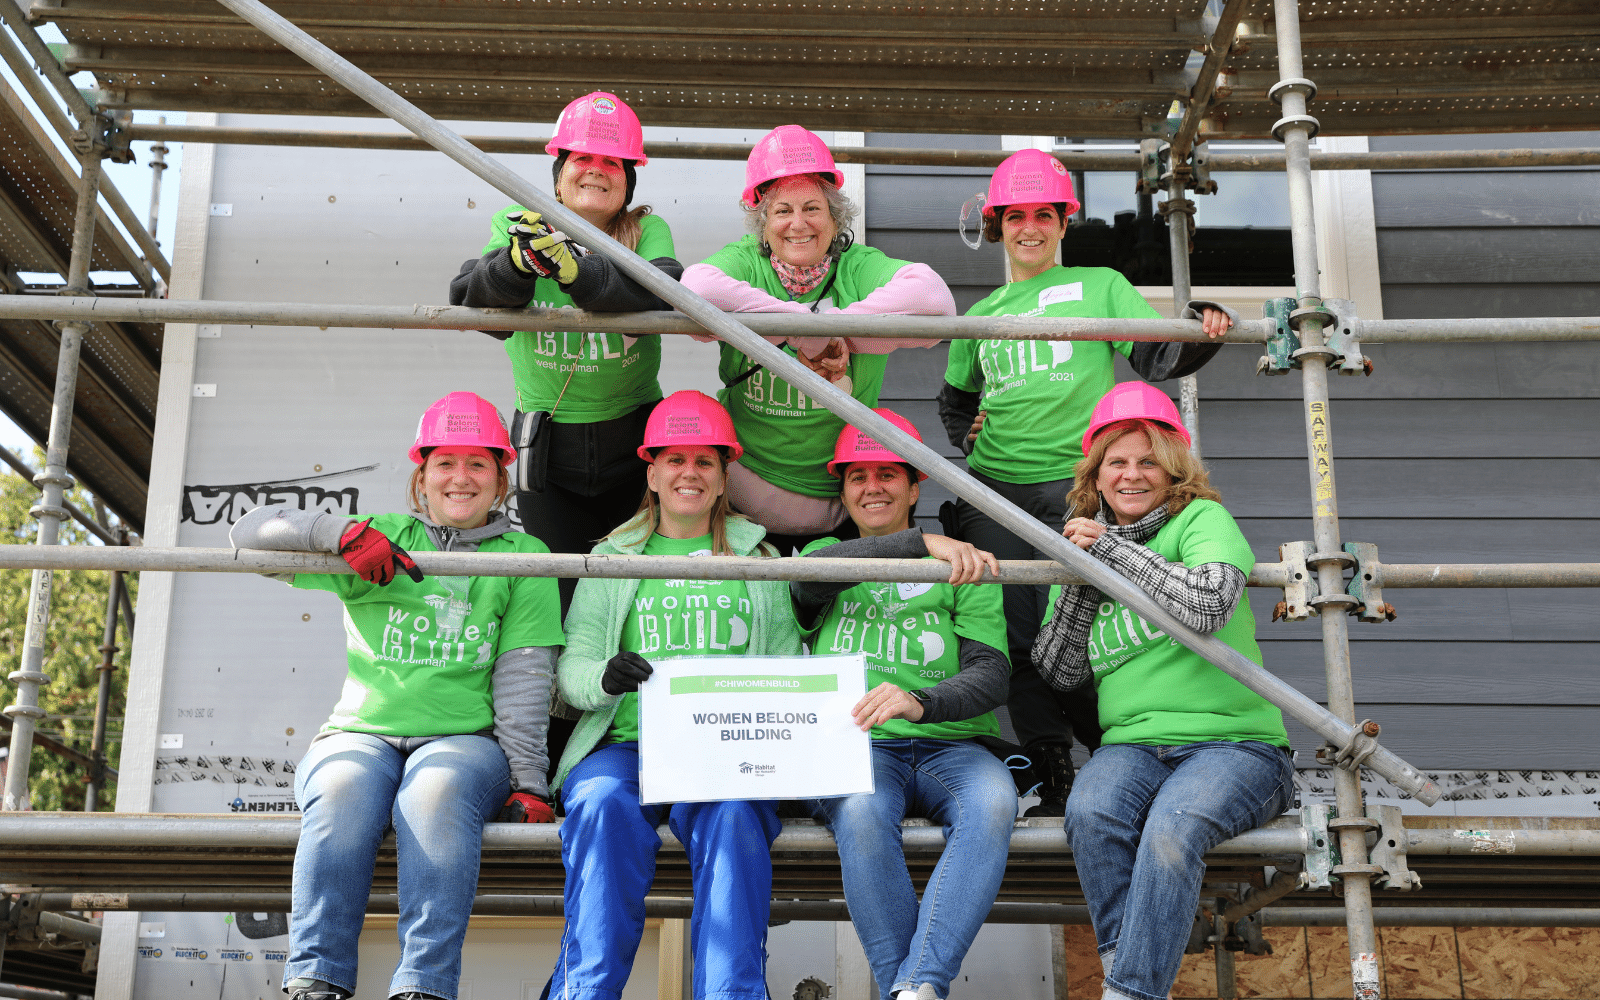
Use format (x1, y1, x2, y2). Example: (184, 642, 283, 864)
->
(1050, 157, 1068, 175)
(593, 97, 618, 114)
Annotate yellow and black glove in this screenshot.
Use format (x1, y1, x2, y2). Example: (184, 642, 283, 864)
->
(506, 210, 580, 285)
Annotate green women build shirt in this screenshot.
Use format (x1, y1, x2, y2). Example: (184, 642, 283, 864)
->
(705, 236, 912, 497)
(485, 207, 675, 422)
(950, 266, 1159, 483)
(803, 540, 1010, 741)
(1047, 500, 1289, 749)
(608, 532, 754, 743)
(292, 513, 564, 737)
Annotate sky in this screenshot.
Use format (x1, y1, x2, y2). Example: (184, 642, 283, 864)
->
(1, 21, 184, 460)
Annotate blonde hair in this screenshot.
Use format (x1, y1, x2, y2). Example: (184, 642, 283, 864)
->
(602, 204, 652, 252)
(407, 451, 511, 521)
(605, 447, 772, 557)
(1064, 419, 1220, 520)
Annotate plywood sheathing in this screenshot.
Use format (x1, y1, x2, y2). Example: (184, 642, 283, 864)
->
(1060, 925, 1600, 999)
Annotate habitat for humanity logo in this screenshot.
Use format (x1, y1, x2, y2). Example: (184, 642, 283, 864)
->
(738, 762, 777, 776)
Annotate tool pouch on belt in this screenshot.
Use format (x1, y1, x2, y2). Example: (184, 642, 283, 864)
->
(512, 409, 554, 495)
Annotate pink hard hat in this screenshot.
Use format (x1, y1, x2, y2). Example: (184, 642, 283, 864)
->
(637, 390, 743, 462)
(410, 392, 515, 466)
(545, 91, 648, 165)
(983, 148, 1080, 219)
(829, 408, 929, 481)
(1081, 381, 1191, 455)
(741, 125, 845, 209)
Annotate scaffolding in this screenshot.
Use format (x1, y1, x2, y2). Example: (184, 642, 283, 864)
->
(0, 1, 1598, 998)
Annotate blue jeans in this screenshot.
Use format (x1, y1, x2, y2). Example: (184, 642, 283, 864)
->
(548, 743, 781, 1000)
(809, 739, 1018, 1000)
(286, 731, 509, 999)
(1063, 741, 1295, 1000)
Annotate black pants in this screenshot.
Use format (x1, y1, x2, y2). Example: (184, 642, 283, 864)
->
(514, 401, 654, 615)
(950, 470, 1099, 751)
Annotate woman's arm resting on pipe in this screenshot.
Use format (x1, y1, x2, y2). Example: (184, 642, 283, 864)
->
(1087, 531, 1247, 633)
(230, 504, 348, 553)
(790, 528, 929, 626)
(493, 645, 557, 799)
(565, 255, 684, 313)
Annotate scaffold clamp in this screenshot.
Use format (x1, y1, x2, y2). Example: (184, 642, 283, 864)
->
(1321, 298, 1372, 377)
(1344, 541, 1398, 623)
(1271, 540, 1315, 621)
(1367, 803, 1422, 891)
(1189, 141, 1218, 195)
(1317, 719, 1383, 773)
(1256, 298, 1301, 375)
(1301, 805, 1338, 889)
(1136, 138, 1166, 195)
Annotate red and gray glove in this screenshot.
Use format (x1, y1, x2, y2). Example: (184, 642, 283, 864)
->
(338, 519, 423, 586)
(506, 210, 580, 285)
(498, 791, 555, 823)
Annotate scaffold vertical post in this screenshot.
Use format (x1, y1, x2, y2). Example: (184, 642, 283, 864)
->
(2, 145, 103, 812)
(1270, 0, 1381, 996)
(85, 566, 123, 811)
(148, 117, 169, 242)
(1166, 172, 1203, 456)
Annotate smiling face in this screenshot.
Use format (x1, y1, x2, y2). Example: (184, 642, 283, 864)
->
(841, 462, 918, 537)
(422, 446, 502, 529)
(1000, 201, 1066, 281)
(646, 445, 727, 538)
(1094, 430, 1174, 525)
(762, 176, 839, 268)
(556, 151, 628, 226)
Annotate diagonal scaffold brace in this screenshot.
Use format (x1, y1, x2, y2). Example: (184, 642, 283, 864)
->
(211, 0, 1440, 806)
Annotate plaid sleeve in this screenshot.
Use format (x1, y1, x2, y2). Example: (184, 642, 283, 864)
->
(1085, 532, 1246, 634)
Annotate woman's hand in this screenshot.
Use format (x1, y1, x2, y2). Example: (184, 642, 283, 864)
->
(1062, 516, 1106, 551)
(338, 519, 423, 585)
(966, 410, 987, 447)
(851, 681, 924, 731)
(1200, 306, 1233, 340)
(798, 338, 849, 382)
(922, 532, 1000, 584)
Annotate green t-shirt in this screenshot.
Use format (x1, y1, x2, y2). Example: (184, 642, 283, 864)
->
(292, 513, 564, 737)
(1045, 500, 1289, 749)
(802, 540, 1009, 740)
(951, 266, 1159, 483)
(707, 236, 910, 497)
(608, 532, 754, 743)
(486, 207, 674, 423)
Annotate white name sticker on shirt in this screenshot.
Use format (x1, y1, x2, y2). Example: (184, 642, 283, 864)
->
(637, 653, 872, 804)
(1038, 282, 1084, 308)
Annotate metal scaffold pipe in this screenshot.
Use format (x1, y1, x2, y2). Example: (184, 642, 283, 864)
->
(2, 147, 103, 813)
(212, 0, 1440, 803)
(1, 544, 1595, 589)
(121, 123, 1600, 173)
(3, 296, 1598, 343)
(1271, 0, 1383, 988)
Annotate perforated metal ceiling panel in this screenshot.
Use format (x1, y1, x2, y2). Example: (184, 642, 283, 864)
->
(31, 0, 1600, 137)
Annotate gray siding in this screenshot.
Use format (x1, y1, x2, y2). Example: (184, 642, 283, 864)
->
(863, 131, 1600, 770)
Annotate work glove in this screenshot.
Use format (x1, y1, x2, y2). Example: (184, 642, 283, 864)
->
(507, 210, 580, 285)
(497, 791, 555, 823)
(338, 519, 424, 586)
(600, 650, 653, 695)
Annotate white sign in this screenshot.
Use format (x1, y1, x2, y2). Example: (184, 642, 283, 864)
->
(638, 654, 873, 804)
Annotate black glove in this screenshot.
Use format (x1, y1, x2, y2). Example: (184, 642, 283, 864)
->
(506, 210, 580, 284)
(601, 651, 653, 695)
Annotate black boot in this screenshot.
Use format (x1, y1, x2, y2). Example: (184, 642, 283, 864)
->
(1023, 741, 1074, 817)
(285, 981, 351, 1000)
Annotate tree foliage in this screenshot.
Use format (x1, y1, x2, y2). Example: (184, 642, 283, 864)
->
(0, 455, 135, 812)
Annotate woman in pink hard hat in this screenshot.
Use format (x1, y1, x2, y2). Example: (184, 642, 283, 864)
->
(230, 392, 565, 1000)
(681, 124, 956, 555)
(791, 409, 1017, 1000)
(450, 91, 682, 606)
(542, 390, 802, 1000)
(937, 148, 1237, 817)
(1034, 382, 1292, 1000)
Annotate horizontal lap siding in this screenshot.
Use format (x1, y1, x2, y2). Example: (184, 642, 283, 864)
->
(867, 132, 1600, 770)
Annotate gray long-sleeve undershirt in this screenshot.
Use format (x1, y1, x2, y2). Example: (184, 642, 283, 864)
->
(231, 504, 557, 797)
(449, 243, 684, 339)
(792, 528, 1011, 726)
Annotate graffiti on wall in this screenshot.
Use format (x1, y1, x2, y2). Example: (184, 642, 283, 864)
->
(181, 465, 379, 525)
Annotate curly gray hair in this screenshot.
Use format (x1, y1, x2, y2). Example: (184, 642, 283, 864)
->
(743, 173, 859, 255)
